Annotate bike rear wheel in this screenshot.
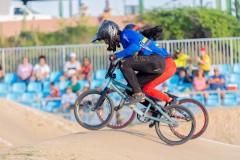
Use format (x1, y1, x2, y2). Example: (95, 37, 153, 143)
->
(74, 90, 114, 130)
(155, 104, 196, 145)
(178, 98, 209, 139)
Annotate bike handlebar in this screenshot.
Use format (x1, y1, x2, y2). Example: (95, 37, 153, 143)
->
(105, 58, 123, 79)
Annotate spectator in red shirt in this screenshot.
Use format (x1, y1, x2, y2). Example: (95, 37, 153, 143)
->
(48, 82, 60, 97)
(79, 56, 93, 84)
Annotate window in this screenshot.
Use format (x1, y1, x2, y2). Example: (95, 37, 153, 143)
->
(14, 7, 28, 15)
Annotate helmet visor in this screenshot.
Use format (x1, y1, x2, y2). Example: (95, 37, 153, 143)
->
(90, 34, 101, 43)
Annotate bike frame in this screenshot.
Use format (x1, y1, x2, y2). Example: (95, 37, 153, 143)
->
(105, 77, 178, 126)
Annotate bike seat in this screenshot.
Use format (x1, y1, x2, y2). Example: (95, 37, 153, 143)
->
(164, 92, 179, 99)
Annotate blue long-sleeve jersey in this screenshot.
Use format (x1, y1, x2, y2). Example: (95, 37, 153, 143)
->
(115, 29, 170, 58)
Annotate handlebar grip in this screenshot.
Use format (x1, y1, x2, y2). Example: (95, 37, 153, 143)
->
(112, 58, 122, 65)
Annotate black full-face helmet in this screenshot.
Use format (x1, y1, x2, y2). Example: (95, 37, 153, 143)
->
(91, 20, 120, 51)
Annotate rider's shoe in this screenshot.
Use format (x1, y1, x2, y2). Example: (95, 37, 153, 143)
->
(169, 98, 179, 105)
(114, 99, 125, 111)
(149, 121, 155, 128)
(124, 93, 145, 106)
(148, 110, 159, 128)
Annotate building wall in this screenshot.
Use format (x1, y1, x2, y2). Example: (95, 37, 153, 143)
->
(0, 0, 11, 15)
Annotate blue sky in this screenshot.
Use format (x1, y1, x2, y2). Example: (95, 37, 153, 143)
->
(12, 0, 228, 18)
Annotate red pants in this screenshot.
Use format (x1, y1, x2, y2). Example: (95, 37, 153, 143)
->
(143, 57, 176, 102)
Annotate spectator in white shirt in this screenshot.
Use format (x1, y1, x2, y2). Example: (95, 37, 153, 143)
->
(54, 86, 77, 113)
(61, 52, 81, 81)
(31, 55, 50, 82)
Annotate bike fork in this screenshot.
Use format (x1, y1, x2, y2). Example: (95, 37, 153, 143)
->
(91, 87, 109, 111)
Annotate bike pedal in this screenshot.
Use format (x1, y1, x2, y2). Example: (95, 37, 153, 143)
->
(149, 122, 155, 128)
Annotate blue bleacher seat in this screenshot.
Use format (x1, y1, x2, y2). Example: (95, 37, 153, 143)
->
(55, 81, 70, 92)
(206, 94, 219, 107)
(27, 82, 42, 93)
(6, 93, 19, 101)
(177, 83, 192, 92)
(21, 92, 35, 101)
(78, 80, 89, 89)
(4, 73, 17, 84)
(223, 93, 238, 106)
(43, 81, 51, 92)
(20, 92, 36, 106)
(90, 80, 102, 89)
(12, 82, 27, 94)
(233, 63, 240, 74)
(45, 100, 61, 112)
(31, 102, 41, 109)
(50, 71, 63, 82)
(95, 69, 107, 80)
(0, 83, 10, 94)
(191, 94, 205, 104)
(229, 73, 240, 84)
(169, 75, 179, 85)
(0, 93, 5, 98)
(115, 69, 124, 80)
(217, 64, 231, 75)
(38, 91, 50, 98)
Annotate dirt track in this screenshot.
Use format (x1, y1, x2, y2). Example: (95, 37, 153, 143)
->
(0, 99, 239, 160)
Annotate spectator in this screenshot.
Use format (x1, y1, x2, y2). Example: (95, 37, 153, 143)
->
(178, 69, 193, 84)
(173, 48, 191, 74)
(17, 57, 33, 84)
(161, 83, 171, 93)
(98, 0, 111, 22)
(61, 52, 81, 81)
(70, 75, 81, 94)
(54, 86, 77, 113)
(80, 3, 89, 17)
(197, 47, 211, 74)
(0, 65, 4, 82)
(31, 55, 50, 82)
(79, 56, 93, 84)
(208, 67, 226, 98)
(48, 82, 60, 98)
(193, 69, 208, 91)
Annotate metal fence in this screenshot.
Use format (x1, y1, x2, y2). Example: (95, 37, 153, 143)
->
(0, 37, 240, 73)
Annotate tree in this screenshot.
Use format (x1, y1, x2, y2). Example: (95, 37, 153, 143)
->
(141, 7, 240, 40)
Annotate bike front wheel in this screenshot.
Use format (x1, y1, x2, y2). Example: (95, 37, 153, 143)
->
(155, 104, 196, 145)
(179, 98, 209, 139)
(74, 90, 114, 130)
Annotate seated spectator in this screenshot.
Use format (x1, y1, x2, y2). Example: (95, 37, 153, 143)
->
(161, 83, 171, 93)
(79, 83, 90, 94)
(209, 67, 226, 93)
(54, 86, 77, 113)
(70, 75, 81, 94)
(193, 69, 208, 91)
(178, 69, 192, 84)
(173, 48, 191, 74)
(61, 52, 81, 81)
(0, 65, 4, 82)
(79, 56, 93, 84)
(197, 47, 211, 74)
(48, 82, 60, 98)
(17, 57, 33, 84)
(31, 55, 50, 82)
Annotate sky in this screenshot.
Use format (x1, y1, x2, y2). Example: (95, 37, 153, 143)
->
(12, 0, 228, 18)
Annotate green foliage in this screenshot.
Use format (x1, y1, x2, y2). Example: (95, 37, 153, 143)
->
(141, 7, 240, 40)
(0, 22, 97, 48)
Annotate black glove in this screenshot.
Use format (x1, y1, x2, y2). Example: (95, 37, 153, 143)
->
(109, 54, 117, 61)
